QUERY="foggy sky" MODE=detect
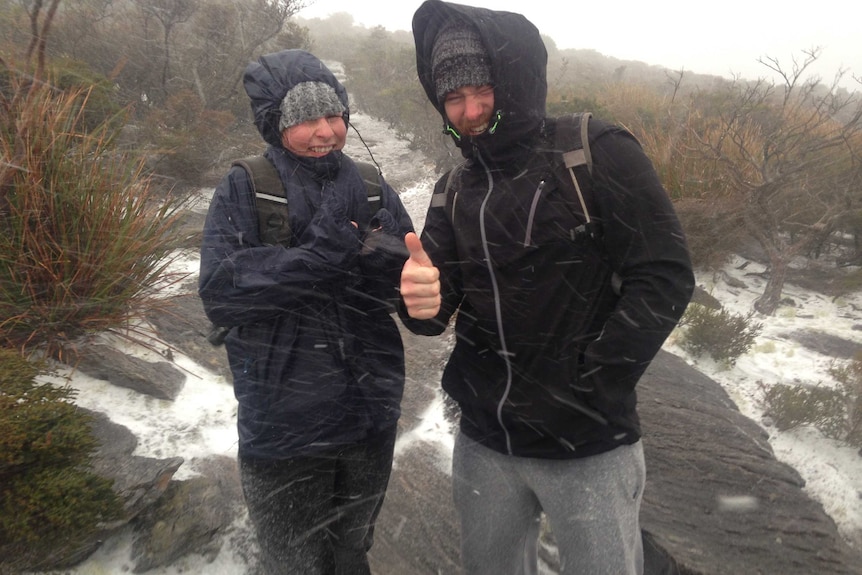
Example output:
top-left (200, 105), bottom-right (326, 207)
top-left (298, 0), bottom-right (861, 91)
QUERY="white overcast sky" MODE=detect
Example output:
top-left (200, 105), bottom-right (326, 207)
top-left (297, 0), bottom-right (861, 91)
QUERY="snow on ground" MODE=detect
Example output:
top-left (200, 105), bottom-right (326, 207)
top-left (665, 254), bottom-right (862, 548)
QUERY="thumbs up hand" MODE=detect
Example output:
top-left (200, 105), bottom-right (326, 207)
top-left (400, 232), bottom-right (441, 319)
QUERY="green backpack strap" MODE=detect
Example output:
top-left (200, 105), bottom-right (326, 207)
top-left (232, 156), bottom-right (386, 246)
top-left (232, 156), bottom-right (291, 246)
top-left (355, 160), bottom-right (383, 215)
top-left (209, 156), bottom-right (383, 346)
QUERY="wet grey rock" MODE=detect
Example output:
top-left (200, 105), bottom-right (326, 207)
top-left (690, 285), bottom-right (723, 310)
top-left (131, 470), bottom-right (237, 573)
top-left (87, 410), bottom-right (185, 520)
top-left (785, 328), bottom-right (862, 360)
top-left (144, 289), bottom-right (233, 381)
top-left (369, 440), bottom-right (462, 575)
top-left (27, 410), bottom-right (187, 571)
top-left (73, 343), bottom-right (185, 400)
top-left (639, 351), bottom-right (862, 575)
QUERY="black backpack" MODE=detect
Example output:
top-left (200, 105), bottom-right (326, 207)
top-left (206, 156), bottom-right (384, 346)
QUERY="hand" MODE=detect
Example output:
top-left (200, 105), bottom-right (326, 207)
top-left (299, 190), bottom-right (361, 267)
top-left (360, 209), bottom-right (409, 258)
top-left (400, 232), bottom-right (441, 319)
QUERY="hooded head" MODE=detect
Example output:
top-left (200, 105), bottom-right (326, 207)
top-left (243, 50), bottom-right (350, 149)
top-left (413, 0), bottom-right (547, 162)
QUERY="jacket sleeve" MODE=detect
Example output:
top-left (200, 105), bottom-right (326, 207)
top-left (198, 166), bottom-right (362, 327)
top-left (584, 123), bottom-right (695, 413)
top-left (357, 175), bottom-right (415, 305)
top-left (397, 174), bottom-right (464, 335)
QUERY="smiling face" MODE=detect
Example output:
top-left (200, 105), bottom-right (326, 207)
top-left (280, 115), bottom-right (347, 158)
top-left (443, 84), bottom-right (495, 137)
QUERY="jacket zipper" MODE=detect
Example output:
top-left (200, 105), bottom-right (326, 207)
top-left (476, 152), bottom-right (515, 455)
top-left (523, 179), bottom-right (545, 247)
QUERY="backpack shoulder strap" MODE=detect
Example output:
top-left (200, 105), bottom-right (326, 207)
top-left (232, 157), bottom-right (387, 246)
top-left (355, 160), bottom-right (383, 214)
top-left (430, 160), bottom-right (468, 227)
top-left (554, 113), bottom-right (622, 294)
top-left (555, 112), bottom-right (595, 228)
top-left (232, 155), bottom-right (291, 246)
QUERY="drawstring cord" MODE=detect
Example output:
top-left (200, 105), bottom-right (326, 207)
top-left (348, 120), bottom-right (383, 176)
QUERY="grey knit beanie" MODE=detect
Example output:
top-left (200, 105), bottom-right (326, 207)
top-left (431, 20), bottom-right (492, 102)
top-left (278, 81), bottom-right (346, 130)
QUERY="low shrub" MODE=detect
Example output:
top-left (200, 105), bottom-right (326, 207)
top-left (762, 352), bottom-right (862, 448)
top-left (678, 303), bottom-right (763, 365)
top-left (763, 383), bottom-right (849, 439)
top-left (0, 349), bottom-right (125, 572)
top-left (827, 354), bottom-right (862, 445)
top-left (142, 89), bottom-right (236, 186)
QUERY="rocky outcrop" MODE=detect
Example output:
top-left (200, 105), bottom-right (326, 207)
top-left (639, 351), bottom-right (862, 574)
top-left (25, 404), bottom-right (243, 574)
top-left (31, 410), bottom-right (186, 570)
top-left (130, 456), bottom-right (243, 573)
top-left (73, 343), bottom-right (186, 400)
top-left (144, 289), bottom-right (233, 381)
top-left (88, 411), bottom-right (185, 519)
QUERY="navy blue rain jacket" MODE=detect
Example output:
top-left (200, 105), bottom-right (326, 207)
top-left (198, 50), bottom-right (414, 460)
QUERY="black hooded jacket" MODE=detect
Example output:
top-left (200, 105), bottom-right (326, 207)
top-left (404, 1), bottom-right (695, 459)
top-left (199, 50), bottom-right (414, 460)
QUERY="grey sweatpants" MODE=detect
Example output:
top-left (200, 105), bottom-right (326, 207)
top-left (452, 432), bottom-right (645, 575)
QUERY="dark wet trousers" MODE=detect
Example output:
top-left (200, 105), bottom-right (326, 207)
top-left (239, 426), bottom-right (397, 575)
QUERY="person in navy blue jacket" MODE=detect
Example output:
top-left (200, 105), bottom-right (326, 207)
top-left (198, 49), bottom-right (414, 574)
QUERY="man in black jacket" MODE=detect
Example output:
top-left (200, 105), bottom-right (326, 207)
top-left (400, 2), bottom-right (695, 574)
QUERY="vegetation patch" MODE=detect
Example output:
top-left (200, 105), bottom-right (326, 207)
top-left (0, 65), bottom-right (188, 356)
top-left (0, 349), bottom-right (125, 572)
top-left (762, 353), bottom-right (862, 447)
top-left (678, 303), bottom-right (763, 365)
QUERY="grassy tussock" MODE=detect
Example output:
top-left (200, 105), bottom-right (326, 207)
top-left (0, 69), bottom-right (189, 355)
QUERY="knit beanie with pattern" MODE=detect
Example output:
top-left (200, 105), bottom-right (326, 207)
top-left (278, 81), bottom-right (346, 131)
top-left (431, 20), bottom-right (492, 102)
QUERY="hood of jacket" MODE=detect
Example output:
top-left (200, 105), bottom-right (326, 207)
top-left (412, 0), bottom-right (547, 165)
top-left (243, 49), bottom-right (350, 149)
